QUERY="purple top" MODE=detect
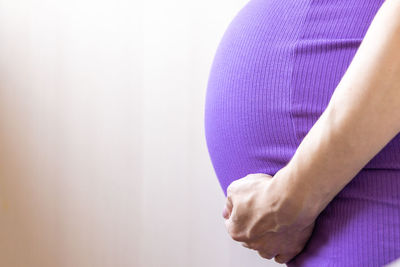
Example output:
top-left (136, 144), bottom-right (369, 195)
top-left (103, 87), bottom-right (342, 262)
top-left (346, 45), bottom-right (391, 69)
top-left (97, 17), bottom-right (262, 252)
top-left (204, 0), bottom-right (400, 266)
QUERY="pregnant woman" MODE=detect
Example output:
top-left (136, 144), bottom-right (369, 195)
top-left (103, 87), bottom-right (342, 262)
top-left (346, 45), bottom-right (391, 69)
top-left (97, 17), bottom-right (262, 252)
top-left (204, 0), bottom-right (400, 266)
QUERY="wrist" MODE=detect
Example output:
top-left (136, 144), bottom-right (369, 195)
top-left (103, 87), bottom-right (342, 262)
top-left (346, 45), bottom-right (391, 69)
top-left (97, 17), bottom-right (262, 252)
top-left (272, 166), bottom-right (322, 230)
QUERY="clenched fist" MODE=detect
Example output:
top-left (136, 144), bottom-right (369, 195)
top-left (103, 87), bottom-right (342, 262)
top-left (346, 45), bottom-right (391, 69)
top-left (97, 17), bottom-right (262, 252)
top-left (223, 171), bottom-right (316, 264)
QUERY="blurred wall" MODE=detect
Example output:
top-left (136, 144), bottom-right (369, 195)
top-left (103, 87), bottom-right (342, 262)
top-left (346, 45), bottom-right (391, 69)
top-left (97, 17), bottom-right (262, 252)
top-left (0, 0), bottom-right (280, 266)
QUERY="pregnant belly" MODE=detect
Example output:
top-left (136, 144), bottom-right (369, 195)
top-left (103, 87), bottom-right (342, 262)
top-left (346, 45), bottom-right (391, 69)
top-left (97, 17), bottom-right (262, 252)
top-left (204, 0), bottom-right (305, 195)
top-left (204, 0), bottom-right (398, 196)
top-left (204, 1), bottom-right (400, 266)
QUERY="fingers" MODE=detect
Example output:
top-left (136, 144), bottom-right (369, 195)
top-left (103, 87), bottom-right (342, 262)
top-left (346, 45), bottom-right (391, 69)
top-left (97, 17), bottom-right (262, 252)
top-left (240, 240), bottom-right (263, 251)
top-left (223, 174), bottom-right (308, 265)
top-left (240, 233), bottom-right (303, 264)
top-left (241, 242), bottom-right (252, 249)
top-left (274, 254), bottom-right (291, 264)
top-left (224, 209), bottom-right (240, 240)
top-left (224, 208), bottom-right (248, 242)
top-left (257, 250), bottom-right (276, 260)
top-left (222, 195), bottom-right (233, 219)
top-left (274, 248), bottom-right (303, 264)
top-left (222, 206), bottom-right (229, 219)
top-left (224, 173), bottom-right (276, 242)
top-left (224, 192), bottom-right (246, 241)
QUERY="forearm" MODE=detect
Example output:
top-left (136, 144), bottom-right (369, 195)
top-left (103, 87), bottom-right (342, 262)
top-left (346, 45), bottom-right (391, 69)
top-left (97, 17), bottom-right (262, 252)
top-left (275, 0), bottom-right (400, 226)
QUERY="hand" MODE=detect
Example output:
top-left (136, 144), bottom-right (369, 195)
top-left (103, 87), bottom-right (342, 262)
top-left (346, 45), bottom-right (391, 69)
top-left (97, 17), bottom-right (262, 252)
top-left (223, 172), bottom-right (316, 264)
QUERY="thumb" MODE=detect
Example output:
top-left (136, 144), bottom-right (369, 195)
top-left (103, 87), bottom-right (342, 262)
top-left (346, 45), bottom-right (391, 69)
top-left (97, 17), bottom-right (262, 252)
top-left (222, 206), bottom-right (230, 219)
top-left (222, 196), bottom-right (233, 219)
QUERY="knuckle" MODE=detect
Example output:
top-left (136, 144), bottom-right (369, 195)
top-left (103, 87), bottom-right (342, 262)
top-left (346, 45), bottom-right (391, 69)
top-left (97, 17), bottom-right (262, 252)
top-left (275, 253), bottom-right (294, 264)
top-left (227, 224), bottom-right (245, 241)
top-left (257, 250), bottom-right (274, 260)
top-left (226, 195), bottom-right (233, 208)
top-left (244, 229), bottom-right (255, 240)
top-left (288, 245), bottom-right (304, 257)
top-left (227, 182), bottom-right (237, 195)
top-left (226, 222), bottom-right (236, 235)
top-left (230, 230), bottom-right (243, 241)
top-left (227, 217), bottom-right (256, 242)
top-left (248, 242), bottom-right (262, 251)
top-left (230, 213), bottom-right (240, 223)
top-left (294, 246), bottom-right (304, 255)
top-left (277, 257), bottom-right (289, 264)
top-left (241, 242), bottom-right (255, 250)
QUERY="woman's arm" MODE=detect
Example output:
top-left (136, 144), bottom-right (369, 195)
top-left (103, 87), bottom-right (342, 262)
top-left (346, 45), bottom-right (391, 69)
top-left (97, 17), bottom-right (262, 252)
top-left (275, 0), bottom-right (400, 227)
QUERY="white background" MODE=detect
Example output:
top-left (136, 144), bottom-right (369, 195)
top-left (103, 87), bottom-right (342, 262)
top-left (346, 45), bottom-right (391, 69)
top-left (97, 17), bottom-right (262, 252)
top-left (0, 0), bottom-right (281, 266)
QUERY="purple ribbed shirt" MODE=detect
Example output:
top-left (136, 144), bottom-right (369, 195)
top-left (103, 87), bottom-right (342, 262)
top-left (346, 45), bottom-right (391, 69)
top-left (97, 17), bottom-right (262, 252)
top-left (204, 0), bottom-right (400, 266)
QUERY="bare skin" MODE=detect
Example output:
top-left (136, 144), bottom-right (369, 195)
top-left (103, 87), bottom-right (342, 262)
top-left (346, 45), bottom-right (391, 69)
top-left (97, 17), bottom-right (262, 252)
top-left (223, 172), bottom-right (316, 263)
top-left (223, 0), bottom-right (400, 264)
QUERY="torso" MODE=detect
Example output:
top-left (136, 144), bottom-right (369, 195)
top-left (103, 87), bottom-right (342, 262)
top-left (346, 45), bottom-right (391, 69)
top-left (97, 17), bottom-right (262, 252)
top-left (204, 0), bottom-right (400, 265)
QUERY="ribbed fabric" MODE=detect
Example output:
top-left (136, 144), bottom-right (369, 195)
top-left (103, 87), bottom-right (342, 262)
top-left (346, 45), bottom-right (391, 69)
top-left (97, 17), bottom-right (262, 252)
top-left (204, 0), bottom-right (400, 266)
